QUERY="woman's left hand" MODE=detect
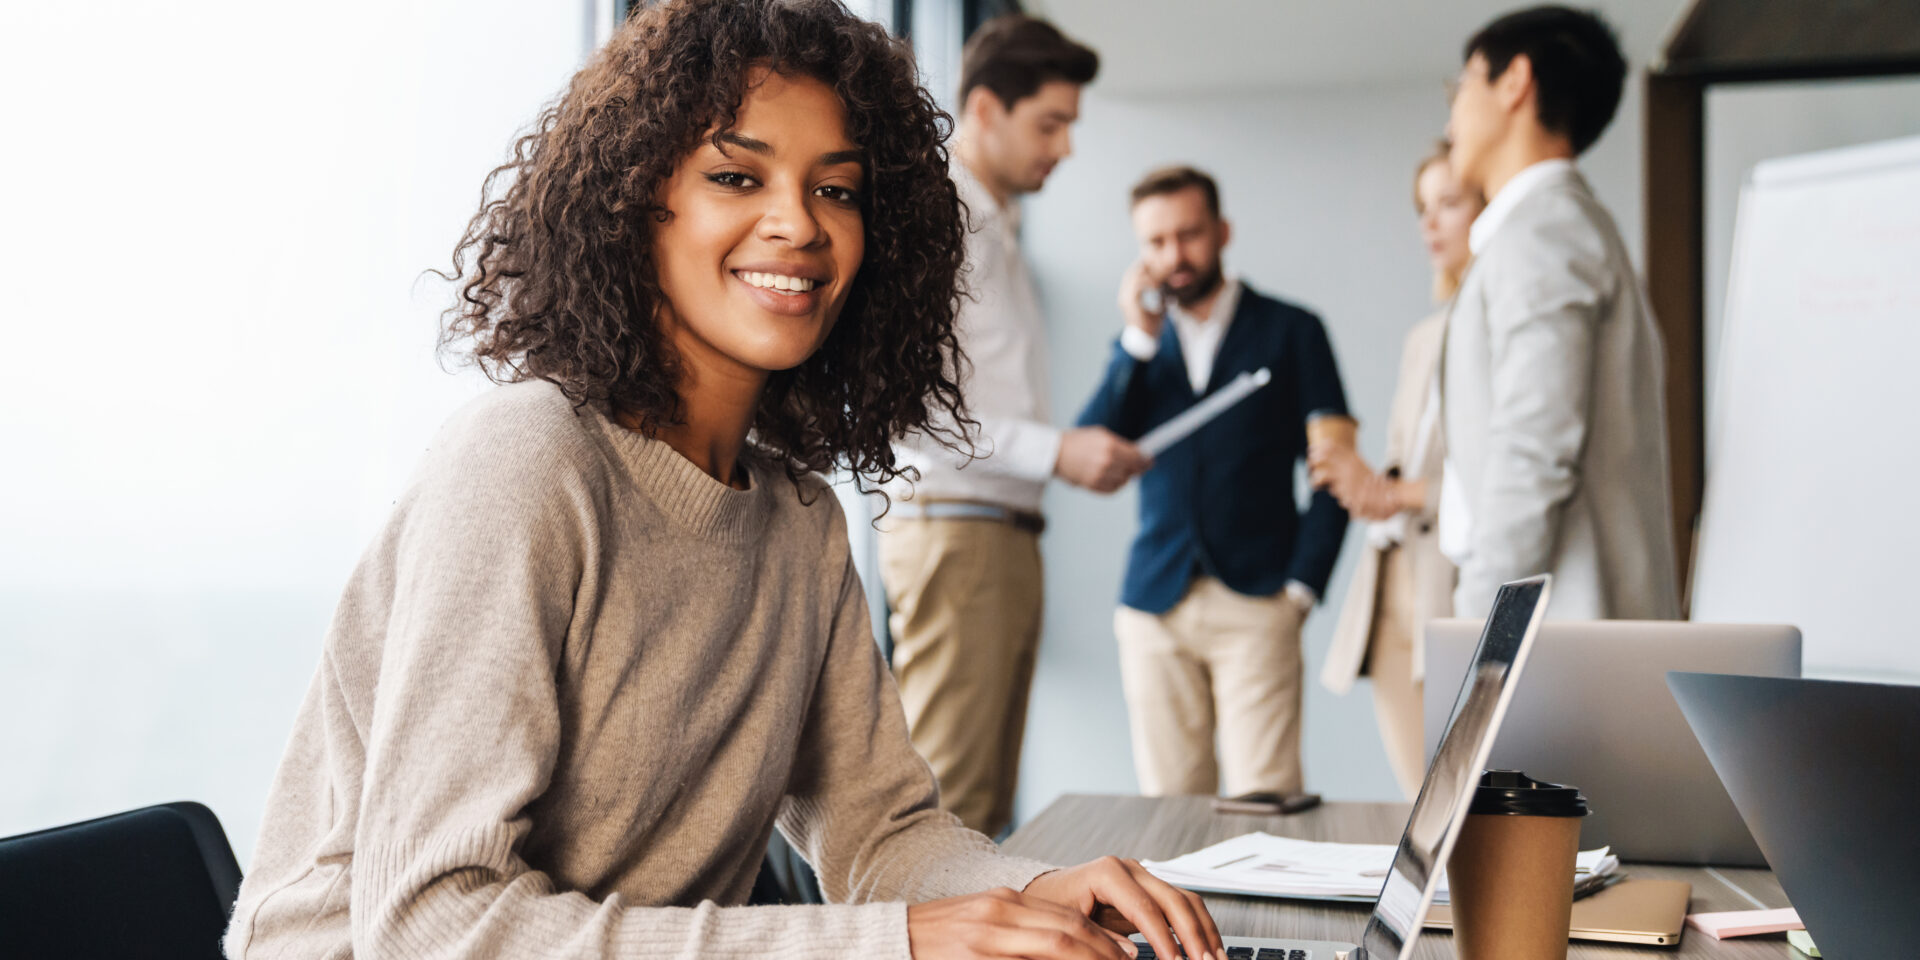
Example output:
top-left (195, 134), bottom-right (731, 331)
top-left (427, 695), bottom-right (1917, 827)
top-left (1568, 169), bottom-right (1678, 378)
top-left (1307, 443), bottom-right (1371, 500)
top-left (1344, 474), bottom-right (1404, 522)
top-left (1024, 857), bottom-right (1225, 960)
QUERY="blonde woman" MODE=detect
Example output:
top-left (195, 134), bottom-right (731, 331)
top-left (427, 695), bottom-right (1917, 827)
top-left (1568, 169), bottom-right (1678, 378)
top-left (1310, 144), bottom-right (1484, 798)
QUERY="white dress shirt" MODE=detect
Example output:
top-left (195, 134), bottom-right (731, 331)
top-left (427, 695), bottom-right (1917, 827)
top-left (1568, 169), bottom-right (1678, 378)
top-left (1118, 275), bottom-right (1317, 608)
top-left (1438, 157), bottom-right (1577, 567)
top-left (888, 160), bottom-right (1059, 513)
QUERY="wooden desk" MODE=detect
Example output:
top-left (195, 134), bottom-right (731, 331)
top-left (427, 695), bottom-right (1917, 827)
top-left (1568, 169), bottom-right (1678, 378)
top-left (1004, 795), bottom-right (1804, 960)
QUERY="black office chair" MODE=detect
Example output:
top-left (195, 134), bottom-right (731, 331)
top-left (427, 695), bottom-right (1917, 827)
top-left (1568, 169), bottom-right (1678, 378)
top-left (750, 828), bottom-right (824, 905)
top-left (0, 801), bottom-right (243, 960)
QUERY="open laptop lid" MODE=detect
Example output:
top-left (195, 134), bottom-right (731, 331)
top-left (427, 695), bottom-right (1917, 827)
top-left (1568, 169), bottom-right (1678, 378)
top-left (1357, 575), bottom-right (1552, 960)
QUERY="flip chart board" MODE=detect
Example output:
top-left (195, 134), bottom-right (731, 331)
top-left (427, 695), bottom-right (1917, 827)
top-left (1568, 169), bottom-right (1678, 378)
top-left (1691, 134), bottom-right (1920, 680)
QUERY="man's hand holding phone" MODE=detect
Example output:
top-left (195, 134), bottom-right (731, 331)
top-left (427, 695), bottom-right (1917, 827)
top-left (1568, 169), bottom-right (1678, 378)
top-left (1118, 260), bottom-right (1165, 338)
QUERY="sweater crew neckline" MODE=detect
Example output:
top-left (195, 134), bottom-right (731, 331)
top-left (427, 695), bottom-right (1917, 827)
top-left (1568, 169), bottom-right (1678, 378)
top-left (592, 413), bottom-right (774, 543)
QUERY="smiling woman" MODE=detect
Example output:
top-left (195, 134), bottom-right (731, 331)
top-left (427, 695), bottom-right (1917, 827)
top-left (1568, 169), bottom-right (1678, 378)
top-left (223, 2), bottom-right (1225, 959)
top-left (442, 0), bottom-right (969, 491)
top-left (646, 69), bottom-right (872, 468)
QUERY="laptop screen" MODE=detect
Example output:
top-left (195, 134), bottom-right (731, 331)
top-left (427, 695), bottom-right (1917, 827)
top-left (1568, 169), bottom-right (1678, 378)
top-left (1358, 575), bottom-right (1551, 960)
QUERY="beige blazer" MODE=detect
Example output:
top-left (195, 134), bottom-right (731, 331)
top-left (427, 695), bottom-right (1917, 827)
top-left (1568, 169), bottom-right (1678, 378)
top-left (1441, 166), bottom-right (1680, 621)
top-left (1322, 312), bottom-right (1456, 695)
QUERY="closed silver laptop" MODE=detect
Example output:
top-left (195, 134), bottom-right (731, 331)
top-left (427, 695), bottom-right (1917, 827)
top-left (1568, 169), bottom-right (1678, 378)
top-left (1423, 620), bottom-right (1799, 866)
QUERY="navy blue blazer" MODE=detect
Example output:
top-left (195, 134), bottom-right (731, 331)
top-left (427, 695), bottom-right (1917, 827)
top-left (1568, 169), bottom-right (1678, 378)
top-left (1076, 283), bottom-right (1350, 614)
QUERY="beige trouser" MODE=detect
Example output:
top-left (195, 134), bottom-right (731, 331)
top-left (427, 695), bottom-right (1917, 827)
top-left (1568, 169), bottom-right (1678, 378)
top-left (1114, 577), bottom-right (1306, 797)
top-left (1367, 545), bottom-right (1426, 800)
top-left (878, 518), bottom-right (1043, 837)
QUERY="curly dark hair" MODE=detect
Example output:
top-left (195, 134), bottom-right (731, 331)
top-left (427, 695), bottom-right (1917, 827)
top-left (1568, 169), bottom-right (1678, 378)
top-left (440, 0), bottom-right (970, 491)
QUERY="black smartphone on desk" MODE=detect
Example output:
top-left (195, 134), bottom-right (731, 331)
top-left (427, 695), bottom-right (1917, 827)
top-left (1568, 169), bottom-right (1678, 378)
top-left (1210, 791), bottom-right (1322, 815)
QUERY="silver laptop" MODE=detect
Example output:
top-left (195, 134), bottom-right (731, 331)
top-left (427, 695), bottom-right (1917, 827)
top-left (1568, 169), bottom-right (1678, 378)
top-left (1422, 620), bottom-right (1800, 866)
top-left (1139, 575), bottom-right (1552, 960)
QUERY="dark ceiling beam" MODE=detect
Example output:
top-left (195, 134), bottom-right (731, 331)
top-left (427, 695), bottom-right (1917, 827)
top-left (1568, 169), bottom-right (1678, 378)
top-left (1660, 0), bottom-right (1920, 73)
top-left (1656, 54), bottom-right (1920, 84)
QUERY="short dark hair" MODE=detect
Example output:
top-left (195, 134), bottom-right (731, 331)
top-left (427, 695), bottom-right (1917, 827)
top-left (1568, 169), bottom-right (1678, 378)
top-left (1130, 165), bottom-right (1220, 218)
top-left (1465, 5), bottom-right (1626, 155)
top-left (959, 14), bottom-right (1098, 109)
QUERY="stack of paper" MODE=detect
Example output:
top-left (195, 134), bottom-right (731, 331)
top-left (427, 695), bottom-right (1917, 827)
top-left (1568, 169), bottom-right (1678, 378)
top-left (1142, 832), bottom-right (1619, 904)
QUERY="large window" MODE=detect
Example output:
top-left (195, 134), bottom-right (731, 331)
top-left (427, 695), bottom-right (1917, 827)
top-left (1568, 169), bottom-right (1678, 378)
top-left (0, 1), bottom-right (594, 857)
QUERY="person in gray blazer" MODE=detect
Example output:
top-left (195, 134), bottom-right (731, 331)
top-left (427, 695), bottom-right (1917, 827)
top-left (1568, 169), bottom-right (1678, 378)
top-left (1440, 6), bottom-right (1680, 621)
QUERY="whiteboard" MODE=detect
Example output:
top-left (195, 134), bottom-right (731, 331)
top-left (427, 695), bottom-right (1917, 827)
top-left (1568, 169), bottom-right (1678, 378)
top-left (1692, 134), bottom-right (1920, 681)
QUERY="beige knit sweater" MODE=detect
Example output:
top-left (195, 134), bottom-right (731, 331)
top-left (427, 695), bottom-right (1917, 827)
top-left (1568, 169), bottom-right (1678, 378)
top-left (226, 381), bottom-right (1055, 960)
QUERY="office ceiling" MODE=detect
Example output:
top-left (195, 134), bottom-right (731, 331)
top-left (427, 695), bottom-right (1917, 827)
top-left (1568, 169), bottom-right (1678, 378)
top-left (1027, 0), bottom-right (1693, 95)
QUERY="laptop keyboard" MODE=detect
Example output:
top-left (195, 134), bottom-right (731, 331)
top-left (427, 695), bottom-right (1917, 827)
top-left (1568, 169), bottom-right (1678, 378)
top-left (1135, 944), bottom-right (1311, 960)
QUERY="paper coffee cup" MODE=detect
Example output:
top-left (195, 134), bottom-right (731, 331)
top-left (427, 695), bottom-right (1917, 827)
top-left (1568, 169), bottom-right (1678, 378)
top-left (1446, 770), bottom-right (1590, 960)
top-left (1305, 410), bottom-right (1357, 450)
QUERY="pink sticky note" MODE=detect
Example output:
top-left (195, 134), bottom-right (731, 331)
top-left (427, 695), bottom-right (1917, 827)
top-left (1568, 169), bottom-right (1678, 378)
top-left (1685, 908), bottom-right (1803, 939)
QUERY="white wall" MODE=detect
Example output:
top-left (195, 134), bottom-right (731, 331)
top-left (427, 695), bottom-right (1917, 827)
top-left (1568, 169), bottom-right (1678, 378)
top-left (1012, 76), bottom-right (1651, 817)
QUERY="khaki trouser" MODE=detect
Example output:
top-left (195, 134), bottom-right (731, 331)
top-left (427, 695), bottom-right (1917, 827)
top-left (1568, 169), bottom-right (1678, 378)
top-left (878, 518), bottom-right (1043, 837)
top-left (1367, 544), bottom-right (1426, 800)
top-left (1115, 577), bottom-right (1306, 797)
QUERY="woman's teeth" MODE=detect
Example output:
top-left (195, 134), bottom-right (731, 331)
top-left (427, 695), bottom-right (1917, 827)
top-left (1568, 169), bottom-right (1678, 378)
top-left (739, 271), bottom-right (817, 293)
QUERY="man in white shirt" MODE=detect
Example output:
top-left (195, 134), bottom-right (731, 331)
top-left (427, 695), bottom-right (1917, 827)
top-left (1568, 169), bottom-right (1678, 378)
top-left (1439, 5), bottom-right (1680, 620)
top-left (880, 15), bottom-right (1142, 838)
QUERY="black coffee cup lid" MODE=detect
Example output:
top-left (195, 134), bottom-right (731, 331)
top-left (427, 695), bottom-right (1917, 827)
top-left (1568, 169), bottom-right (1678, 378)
top-left (1469, 770), bottom-right (1590, 817)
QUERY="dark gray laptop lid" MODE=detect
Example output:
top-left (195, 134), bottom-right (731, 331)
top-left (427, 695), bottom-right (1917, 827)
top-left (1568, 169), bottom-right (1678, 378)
top-left (1669, 672), bottom-right (1920, 959)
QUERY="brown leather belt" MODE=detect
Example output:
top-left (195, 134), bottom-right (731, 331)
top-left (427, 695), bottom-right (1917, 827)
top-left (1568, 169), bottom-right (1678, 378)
top-left (892, 501), bottom-right (1046, 535)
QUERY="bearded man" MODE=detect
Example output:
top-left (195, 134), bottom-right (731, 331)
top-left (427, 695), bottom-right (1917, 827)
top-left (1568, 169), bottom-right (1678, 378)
top-left (1076, 165), bottom-right (1351, 799)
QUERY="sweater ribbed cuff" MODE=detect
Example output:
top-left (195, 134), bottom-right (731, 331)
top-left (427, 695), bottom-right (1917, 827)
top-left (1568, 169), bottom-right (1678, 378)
top-left (354, 826), bottom-right (919, 960)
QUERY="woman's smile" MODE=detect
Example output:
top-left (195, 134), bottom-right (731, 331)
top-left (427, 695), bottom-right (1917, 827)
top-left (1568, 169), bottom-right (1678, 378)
top-left (730, 262), bottom-right (829, 317)
top-left (652, 68), bottom-right (867, 376)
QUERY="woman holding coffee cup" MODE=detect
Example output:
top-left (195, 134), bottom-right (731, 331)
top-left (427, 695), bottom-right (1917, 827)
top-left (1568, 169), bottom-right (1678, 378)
top-left (1312, 142), bottom-right (1484, 798)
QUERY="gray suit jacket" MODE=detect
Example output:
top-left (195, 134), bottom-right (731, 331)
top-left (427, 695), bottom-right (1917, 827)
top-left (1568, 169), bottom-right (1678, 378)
top-left (1442, 166), bottom-right (1680, 620)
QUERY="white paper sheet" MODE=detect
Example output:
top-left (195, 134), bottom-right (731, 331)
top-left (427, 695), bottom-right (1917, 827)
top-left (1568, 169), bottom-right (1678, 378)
top-left (1142, 831), bottom-right (1617, 903)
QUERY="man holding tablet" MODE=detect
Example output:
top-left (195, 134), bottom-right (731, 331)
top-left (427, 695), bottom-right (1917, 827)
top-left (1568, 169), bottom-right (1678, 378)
top-left (1077, 165), bottom-right (1350, 802)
